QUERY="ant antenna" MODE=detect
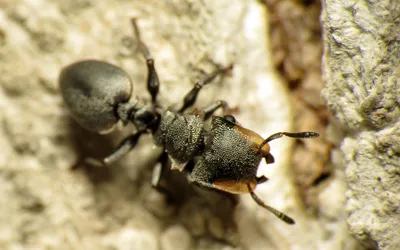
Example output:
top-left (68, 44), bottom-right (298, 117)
top-left (259, 132), bottom-right (319, 150)
top-left (247, 184), bottom-right (295, 225)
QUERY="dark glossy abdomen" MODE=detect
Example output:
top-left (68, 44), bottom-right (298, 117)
top-left (59, 60), bottom-right (132, 133)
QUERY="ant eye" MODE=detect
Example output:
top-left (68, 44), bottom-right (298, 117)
top-left (223, 115), bottom-right (236, 124)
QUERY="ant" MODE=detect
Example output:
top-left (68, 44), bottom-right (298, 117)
top-left (59, 18), bottom-right (319, 225)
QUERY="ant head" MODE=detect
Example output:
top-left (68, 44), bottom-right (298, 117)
top-left (189, 115), bottom-right (276, 194)
top-left (220, 115), bottom-right (275, 165)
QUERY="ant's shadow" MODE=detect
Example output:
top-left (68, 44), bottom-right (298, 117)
top-left (67, 117), bottom-right (116, 183)
top-left (66, 116), bottom-right (239, 246)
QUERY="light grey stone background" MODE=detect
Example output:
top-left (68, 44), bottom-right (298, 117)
top-left (321, 0), bottom-right (400, 249)
top-left (0, 0), bottom-right (386, 249)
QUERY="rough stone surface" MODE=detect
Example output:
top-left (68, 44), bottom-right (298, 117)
top-left (1, 0), bottom-right (360, 249)
top-left (161, 225), bottom-right (192, 250)
top-left (321, 0), bottom-right (400, 249)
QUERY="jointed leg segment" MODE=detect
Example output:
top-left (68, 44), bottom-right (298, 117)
top-left (178, 64), bottom-right (233, 113)
top-left (131, 18), bottom-right (160, 104)
top-left (151, 152), bottom-right (172, 197)
top-left (202, 100), bottom-right (228, 120)
top-left (72, 131), bottom-right (145, 169)
top-left (103, 131), bottom-right (144, 165)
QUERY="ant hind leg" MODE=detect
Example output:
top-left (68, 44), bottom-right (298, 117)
top-left (71, 131), bottom-right (145, 169)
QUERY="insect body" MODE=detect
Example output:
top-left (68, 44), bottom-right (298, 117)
top-left (59, 19), bottom-right (319, 224)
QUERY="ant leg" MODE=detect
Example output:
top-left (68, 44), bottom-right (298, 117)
top-left (131, 18), bottom-right (160, 105)
top-left (202, 100), bottom-right (228, 120)
top-left (247, 184), bottom-right (295, 225)
top-left (151, 152), bottom-right (170, 194)
top-left (72, 131), bottom-right (145, 169)
top-left (151, 152), bottom-right (176, 203)
top-left (103, 131), bottom-right (145, 165)
top-left (178, 64), bottom-right (233, 113)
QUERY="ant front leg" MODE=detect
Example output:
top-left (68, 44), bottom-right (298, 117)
top-left (178, 64), bottom-right (233, 113)
top-left (131, 18), bottom-right (160, 105)
top-left (202, 100), bottom-right (229, 120)
top-left (72, 131), bottom-right (145, 169)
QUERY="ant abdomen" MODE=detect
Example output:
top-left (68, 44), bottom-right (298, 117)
top-left (59, 60), bottom-right (134, 134)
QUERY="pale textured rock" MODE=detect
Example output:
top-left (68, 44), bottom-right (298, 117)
top-left (321, 0), bottom-right (400, 249)
top-left (161, 225), bottom-right (192, 250)
top-left (105, 227), bottom-right (159, 250)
